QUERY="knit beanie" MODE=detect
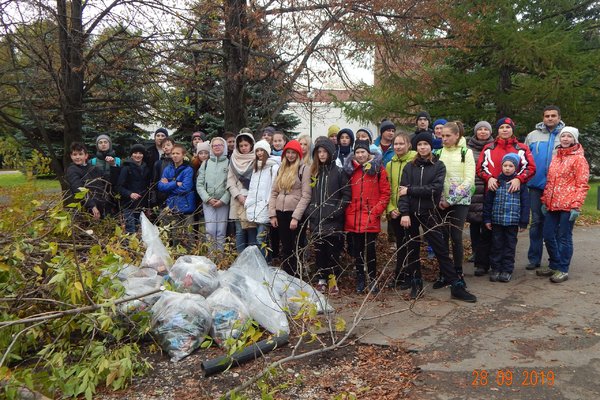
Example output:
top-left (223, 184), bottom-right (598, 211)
top-left (473, 121), bottom-right (493, 135)
top-left (283, 140), bottom-right (303, 159)
top-left (354, 140), bottom-right (371, 154)
top-left (432, 119), bottom-right (447, 129)
top-left (328, 124), bottom-right (341, 138)
top-left (411, 131), bottom-right (433, 149)
top-left (196, 141), bottom-right (210, 154)
top-left (356, 128), bottom-right (374, 143)
top-left (559, 126), bottom-right (579, 144)
top-left (192, 131), bottom-right (207, 141)
top-left (379, 120), bottom-right (396, 134)
top-left (254, 139), bottom-right (271, 155)
top-left (501, 153), bottom-right (520, 169)
top-left (130, 143), bottom-right (146, 156)
top-left (495, 117), bottom-right (515, 131)
top-left (155, 127), bottom-right (169, 137)
top-left (416, 111), bottom-right (432, 124)
top-left (262, 126), bottom-right (276, 137)
top-left (96, 134), bottom-right (111, 146)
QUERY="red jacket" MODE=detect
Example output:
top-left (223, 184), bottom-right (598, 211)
top-left (344, 158), bottom-right (391, 233)
top-left (542, 144), bottom-right (589, 211)
top-left (477, 136), bottom-right (536, 184)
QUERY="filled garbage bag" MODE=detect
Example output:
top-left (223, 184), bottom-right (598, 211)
top-left (169, 255), bottom-right (219, 297)
top-left (150, 291), bottom-right (212, 362)
top-left (267, 267), bottom-right (334, 315)
top-left (205, 286), bottom-right (250, 347)
top-left (118, 275), bottom-right (164, 314)
top-left (228, 245), bottom-right (270, 282)
top-left (116, 264), bottom-right (158, 281)
top-left (140, 213), bottom-right (172, 274)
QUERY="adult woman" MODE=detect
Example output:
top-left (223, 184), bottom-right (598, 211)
top-left (227, 131), bottom-right (257, 252)
top-left (268, 140), bottom-right (312, 277)
top-left (386, 133), bottom-right (417, 289)
top-left (399, 132), bottom-right (476, 302)
top-left (297, 134), bottom-right (313, 166)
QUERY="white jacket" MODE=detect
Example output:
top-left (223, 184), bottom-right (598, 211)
top-left (245, 159), bottom-right (279, 224)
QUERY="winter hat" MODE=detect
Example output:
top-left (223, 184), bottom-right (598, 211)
top-left (155, 127), bottom-right (169, 137)
top-left (416, 111), bottom-right (432, 124)
top-left (379, 120), bottom-right (396, 134)
top-left (432, 119), bottom-right (448, 128)
top-left (337, 128), bottom-right (355, 145)
top-left (192, 131), bottom-right (207, 141)
top-left (356, 128), bottom-right (374, 143)
top-left (262, 126), bottom-right (276, 137)
top-left (130, 143), bottom-right (146, 156)
top-left (313, 138), bottom-right (336, 159)
top-left (196, 141), bottom-right (210, 154)
top-left (495, 117), bottom-right (515, 131)
top-left (473, 121), bottom-right (493, 135)
top-left (411, 131), bottom-right (433, 149)
top-left (283, 139), bottom-right (303, 159)
top-left (235, 132), bottom-right (255, 151)
top-left (96, 134), bottom-right (111, 146)
top-left (239, 127), bottom-right (253, 135)
top-left (328, 124), bottom-right (340, 138)
top-left (559, 126), bottom-right (579, 143)
top-left (209, 137), bottom-right (227, 155)
top-left (501, 153), bottom-right (520, 169)
top-left (354, 139), bottom-right (371, 154)
top-left (254, 139), bottom-right (271, 155)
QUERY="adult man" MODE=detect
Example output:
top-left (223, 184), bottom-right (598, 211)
top-left (146, 127), bottom-right (168, 169)
top-left (374, 120), bottom-right (395, 165)
top-left (414, 111), bottom-right (434, 138)
top-left (525, 106), bottom-right (565, 270)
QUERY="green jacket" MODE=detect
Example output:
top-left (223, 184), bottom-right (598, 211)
top-left (386, 150), bottom-right (417, 214)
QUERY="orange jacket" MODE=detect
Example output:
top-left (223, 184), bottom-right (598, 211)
top-left (541, 144), bottom-right (589, 211)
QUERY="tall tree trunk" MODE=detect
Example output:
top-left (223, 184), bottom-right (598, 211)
top-left (497, 65), bottom-right (513, 119)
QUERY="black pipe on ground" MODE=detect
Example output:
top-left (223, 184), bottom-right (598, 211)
top-left (201, 334), bottom-right (289, 377)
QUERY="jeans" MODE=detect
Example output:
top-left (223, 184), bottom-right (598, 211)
top-left (543, 211), bottom-right (575, 273)
top-left (123, 208), bottom-right (141, 233)
top-left (528, 188), bottom-right (545, 265)
top-left (441, 205), bottom-right (469, 273)
top-left (234, 221), bottom-right (257, 253)
top-left (490, 225), bottom-right (518, 273)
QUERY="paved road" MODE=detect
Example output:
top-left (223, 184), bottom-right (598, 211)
top-left (338, 225), bottom-right (600, 399)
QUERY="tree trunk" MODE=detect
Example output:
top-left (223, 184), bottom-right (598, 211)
top-left (497, 65), bottom-right (513, 119)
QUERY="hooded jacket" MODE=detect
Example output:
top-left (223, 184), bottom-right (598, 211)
top-left (306, 140), bottom-right (351, 235)
top-left (335, 128), bottom-right (355, 167)
top-left (398, 155), bottom-right (446, 216)
top-left (386, 150), bottom-right (418, 214)
top-left (227, 132), bottom-right (256, 220)
top-left (541, 143), bottom-right (590, 212)
top-left (477, 136), bottom-right (536, 185)
top-left (117, 158), bottom-right (151, 209)
top-left (245, 158), bottom-right (279, 224)
top-left (343, 152), bottom-right (390, 233)
top-left (157, 161), bottom-right (196, 214)
top-left (525, 120), bottom-right (565, 190)
top-left (196, 137), bottom-right (231, 204)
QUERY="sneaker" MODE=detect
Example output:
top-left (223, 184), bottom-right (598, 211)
top-left (451, 282), bottom-right (477, 303)
top-left (398, 281), bottom-right (412, 290)
top-left (498, 272), bottom-right (512, 282)
top-left (550, 271), bottom-right (569, 283)
top-left (526, 263), bottom-right (541, 270)
top-left (426, 246), bottom-right (436, 260)
top-left (329, 284), bottom-right (340, 296)
top-left (489, 270), bottom-right (500, 282)
top-left (432, 276), bottom-right (449, 289)
top-left (316, 279), bottom-right (327, 293)
top-left (474, 267), bottom-right (489, 277)
top-left (368, 281), bottom-right (380, 295)
top-left (536, 266), bottom-right (555, 277)
top-left (356, 277), bottom-right (366, 294)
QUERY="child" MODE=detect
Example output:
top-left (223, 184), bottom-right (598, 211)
top-left (90, 134), bottom-right (121, 214)
top-left (150, 137), bottom-right (175, 210)
top-left (483, 153), bottom-right (530, 282)
top-left (398, 132), bottom-right (477, 302)
top-left (246, 140), bottom-right (279, 258)
top-left (117, 144), bottom-right (151, 233)
top-left (297, 134), bottom-right (313, 166)
top-left (537, 127), bottom-right (590, 283)
top-left (306, 139), bottom-right (351, 294)
top-left (344, 140), bottom-right (390, 294)
top-left (271, 131), bottom-right (288, 163)
top-left (65, 142), bottom-right (109, 220)
top-left (335, 128), bottom-right (354, 167)
top-left (356, 128), bottom-right (381, 156)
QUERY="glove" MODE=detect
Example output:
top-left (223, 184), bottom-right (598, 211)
top-left (569, 209), bottom-right (580, 222)
top-left (540, 204), bottom-right (548, 215)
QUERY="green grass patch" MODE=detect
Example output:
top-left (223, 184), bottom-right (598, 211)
top-left (582, 181), bottom-right (600, 219)
top-left (0, 171), bottom-right (61, 191)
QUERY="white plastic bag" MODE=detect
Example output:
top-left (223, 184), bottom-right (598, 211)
top-left (267, 267), bottom-right (334, 315)
top-left (228, 245), bottom-right (271, 282)
top-left (118, 275), bottom-right (164, 314)
top-left (140, 213), bottom-right (172, 274)
top-left (116, 264), bottom-right (158, 281)
top-left (150, 291), bottom-right (212, 362)
top-left (205, 287), bottom-right (250, 347)
top-left (169, 255), bottom-right (219, 297)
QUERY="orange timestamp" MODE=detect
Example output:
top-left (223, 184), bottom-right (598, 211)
top-left (472, 369), bottom-right (555, 387)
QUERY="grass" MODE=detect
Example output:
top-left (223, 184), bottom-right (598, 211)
top-left (0, 171), bottom-right (61, 191)
top-left (582, 181), bottom-right (600, 218)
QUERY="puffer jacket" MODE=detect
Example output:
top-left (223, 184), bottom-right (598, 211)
top-left (477, 136), bottom-right (536, 185)
top-left (268, 163), bottom-right (312, 221)
top-left (386, 150), bottom-right (417, 214)
top-left (466, 135), bottom-right (494, 223)
top-left (541, 144), bottom-right (590, 212)
top-left (436, 145), bottom-right (475, 206)
top-left (525, 120), bottom-right (565, 190)
top-left (398, 156), bottom-right (446, 216)
top-left (117, 158), bottom-right (151, 210)
top-left (196, 152), bottom-right (231, 204)
top-left (344, 154), bottom-right (390, 233)
top-left (483, 173), bottom-right (530, 228)
top-left (158, 162), bottom-right (196, 214)
top-left (245, 159), bottom-right (279, 224)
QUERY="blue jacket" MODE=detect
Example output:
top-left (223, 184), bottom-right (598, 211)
top-left (158, 162), bottom-right (196, 214)
top-left (524, 120), bottom-right (565, 190)
top-left (483, 173), bottom-right (530, 228)
top-left (373, 136), bottom-right (395, 166)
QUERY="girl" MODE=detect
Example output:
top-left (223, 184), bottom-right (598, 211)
top-left (297, 134), bottom-right (313, 166)
top-left (344, 140), bottom-right (390, 294)
top-left (398, 132), bottom-right (476, 302)
top-left (435, 121), bottom-right (475, 288)
top-left (538, 127), bottom-right (590, 283)
top-left (467, 121), bottom-right (495, 276)
top-left (271, 131), bottom-right (288, 163)
top-left (268, 140), bottom-right (312, 277)
top-left (246, 140), bottom-right (279, 258)
top-left (386, 133), bottom-right (417, 289)
top-left (227, 131), bottom-right (257, 252)
top-left (197, 137), bottom-right (230, 250)
top-left (117, 144), bottom-right (151, 233)
top-left (306, 139), bottom-right (351, 294)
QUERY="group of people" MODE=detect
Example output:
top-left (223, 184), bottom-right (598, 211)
top-left (65, 105), bottom-right (590, 304)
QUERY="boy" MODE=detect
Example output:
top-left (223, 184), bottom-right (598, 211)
top-left (149, 137), bottom-right (175, 209)
top-left (483, 153), bottom-right (530, 282)
top-left (117, 144), bottom-right (151, 233)
top-left (65, 142), bottom-right (109, 220)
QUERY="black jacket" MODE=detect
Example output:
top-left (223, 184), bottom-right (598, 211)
top-left (117, 159), bottom-right (151, 209)
top-left (398, 156), bottom-right (446, 216)
top-left (307, 162), bottom-right (351, 235)
top-left (466, 136), bottom-right (494, 223)
top-left (65, 163), bottom-right (109, 210)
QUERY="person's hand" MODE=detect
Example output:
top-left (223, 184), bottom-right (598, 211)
top-left (160, 177), bottom-right (168, 184)
top-left (508, 178), bottom-right (521, 193)
top-left (213, 200), bottom-right (223, 208)
top-left (569, 209), bottom-right (580, 222)
top-left (91, 206), bottom-right (101, 220)
top-left (105, 156), bottom-right (116, 166)
top-left (518, 227), bottom-right (526, 232)
top-left (485, 223), bottom-right (492, 230)
top-left (130, 193), bottom-right (141, 200)
top-left (390, 210), bottom-right (400, 219)
top-left (439, 199), bottom-right (449, 210)
top-left (237, 195), bottom-right (247, 205)
top-left (487, 177), bottom-right (498, 191)
top-left (290, 218), bottom-right (298, 230)
top-left (177, 181), bottom-right (183, 187)
top-left (541, 204), bottom-right (548, 215)
top-left (398, 186), bottom-right (408, 196)
top-left (270, 216), bottom-right (278, 228)
top-left (400, 215), bottom-right (411, 228)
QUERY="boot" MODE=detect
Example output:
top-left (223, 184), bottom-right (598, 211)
top-left (450, 281), bottom-right (477, 303)
top-left (410, 278), bottom-right (423, 300)
top-left (356, 274), bottom-right (366, 294)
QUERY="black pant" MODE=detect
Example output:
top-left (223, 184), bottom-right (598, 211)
top-left (470, 221), bottom-right (492, 270)
top-left (276, 210), bottom-right (300, 276)
top-left (352, 232), bottom-right (378, 280)
top-left (406, 212), bottom-right (458, 283)
top-left (441, 205), bottom-right (469, 274)
top-left (389, 217), bottom-right (411, 282)
top-left (490, 225), bottom-right (518, 273)
top-left (313, 232), bottom-right (343, 280)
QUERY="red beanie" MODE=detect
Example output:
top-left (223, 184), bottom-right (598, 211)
top-left (283, 139), bottom-right (303, 159)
